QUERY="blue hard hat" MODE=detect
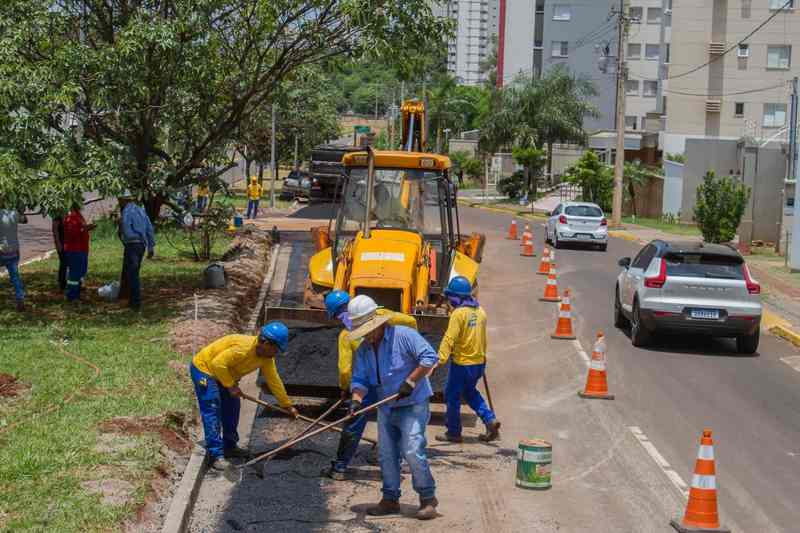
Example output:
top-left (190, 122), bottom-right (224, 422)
top-left (444, 276), bottom-right (472, 297)
top-left (259, 321), bottom-right (289, 353)
top-left (324, 290), bottom-right (350, 319)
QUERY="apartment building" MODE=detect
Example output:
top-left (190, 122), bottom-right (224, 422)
top-left (443, 0), bottom-right (500, 86)
top-left (500, 0), bottom-right (618, 131)
top-left (625, 0), bottom-right (670, 132)
top-left (662, 0), bottom-right (799, 154)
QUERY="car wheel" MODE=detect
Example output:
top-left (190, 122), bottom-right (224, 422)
top-left (630, 300), bottom-right (651, 347)
top-left (553, 232), bottom-right (561, 249)
top-left (599, 243), bottom-right (608, 252)
top-left (614, 287), bottom-right (629, 329)
top-left (736, 329), bottom-right (759, 355)
top-left (545, 227), bottom-right (551, 244)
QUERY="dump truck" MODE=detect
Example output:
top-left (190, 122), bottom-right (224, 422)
top-left (309, 144), bottom-right (363, 199)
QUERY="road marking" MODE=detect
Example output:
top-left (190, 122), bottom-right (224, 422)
top-left (571, 339), bottom-right (590, 366)
top-left (780, 356), bottom-right (800, 372)
top-left (628, 426), bottom-right (689, 498)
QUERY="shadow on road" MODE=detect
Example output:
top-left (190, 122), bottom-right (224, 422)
top-left (623, 330), bottom-right (760, 358)
top-left (288, 202), bottom-right (336, 220)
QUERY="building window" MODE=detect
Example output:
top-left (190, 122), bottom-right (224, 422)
top-left (763, 103), bottom-right (787, 127)
top-left (643, 80), bottom-right (658, 97)
top-left (647, 7), bottom-right (662, 24)
top-left (738, 43), bottom-right (750, 57)
top-left (735, 102), bottom-right (745, 117)
top-left (552, 41), bottom-right (569, 58)
top-left (629, 6), bottom-right (643, 22)
top-left (767, 45), bottom-right (791, 69)
top-left (627, 43), bottom-right (641, 59)
top-left (625, 116), bottom-right (638, 130)
top-left (553, 4), bottom-right (571, 20)
top-left (769, 0), bottom-right (793, 9)
top-left (645, 44), bottom-right (660, 60)
top-left (625, 79), bottom-right (639, 95)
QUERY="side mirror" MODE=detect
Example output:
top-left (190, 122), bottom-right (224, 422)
top-left (618, 257), bottom-right (631, 269)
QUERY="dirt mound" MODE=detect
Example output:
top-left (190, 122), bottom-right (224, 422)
top-left (98, 412), bottom-right (192, 454)
top-left (0, 373), bottom-right (28, 398)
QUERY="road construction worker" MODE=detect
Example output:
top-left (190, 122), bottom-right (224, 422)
top-left (246, 176), bottom-right (262, 219)
top-left (321, 291), bottom-right (417, 481)
top-left (63, 204), bottom-right (96, 301)
top-left (436, 276), bottom-right (501, 443)
top-left (196, 181), bottom-right (209, 211)
top-left (349, 295), bottom-right (439, 520)
top-left (189, 321), bottom-right (300, 471)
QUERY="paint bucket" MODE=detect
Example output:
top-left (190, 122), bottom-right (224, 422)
top-left (233, 215), bottom-right (243, 228)
top-left (515, 439), bottom-right (552, 490)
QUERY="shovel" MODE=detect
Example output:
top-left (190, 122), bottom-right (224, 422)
top-left (250, 398), bottom-right (344, 458)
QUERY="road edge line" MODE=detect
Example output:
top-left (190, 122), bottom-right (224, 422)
top-left (160, 241), bottom-right (280, 533)
top-left (628, 426), bottom-right (689, 499)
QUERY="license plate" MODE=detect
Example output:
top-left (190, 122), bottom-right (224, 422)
top-left (690, 309), bottom-right (719, 320)
top-left (576, 233), bottom-right (592, 240)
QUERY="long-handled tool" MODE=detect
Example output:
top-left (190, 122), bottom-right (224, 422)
top-left (482, 371), bottom-right (496, 413)
top-left (243, 393), bottom-right (400, 468)
top-left (241, 393), bottom-right (377, 446)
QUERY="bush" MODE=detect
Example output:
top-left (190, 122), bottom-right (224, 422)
top-left (693, 171), bottom-right (750, 243)
top-left (497, 170), bottom-right (527, 199)
top-left (564, 151), bottom-right (613, 211)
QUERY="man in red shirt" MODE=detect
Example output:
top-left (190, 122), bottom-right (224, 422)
top-left (63, 205), bottom-right (95, 301)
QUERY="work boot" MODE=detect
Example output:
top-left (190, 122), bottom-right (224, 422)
top-left (320, 465), bottom-right (347, 481)
top-left (208, 456), bottom-right (234, 471)
top-left (224, 446), bottom-right (251, 459)
top-left (435, 433), bottom-right (463, 443)
top-left (478, 420), bottom-right (501, 442)
top-left (417, 497), bottom-right (439, 520)
top-left (366, 499), bottom-right (400, 516)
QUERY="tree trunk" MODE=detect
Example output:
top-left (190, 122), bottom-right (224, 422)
top-left (629, 182), bottom-right (638, 217)
top-left (245, 157), bottom-right (252, 181)
top-left (525, 165), bottom-right (532, 198)
top-left (546, 140), bottom-right (554, 186)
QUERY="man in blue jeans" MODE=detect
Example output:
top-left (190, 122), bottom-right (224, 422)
top-left (349, 296), bottom-right (439, 520)
top-left (0, 205), bottom-right (28, 312)
top-left (118, 192), bottom-right (155, 311)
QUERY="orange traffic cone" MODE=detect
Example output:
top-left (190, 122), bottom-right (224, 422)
top-left (578, 332), bottom-right (614, 399)
top-left (537, 247), bottom-right (551, 275)
top-left (551, 289), bottom-right (576, 339)
top-left (521, 226), bottom-right (536, 256)
top-left (539, 263), bottom-right (561, 302)
top-left (671, 430), bottom-right (730, 533)
top-left (507, 220), bottom-right (518, 240)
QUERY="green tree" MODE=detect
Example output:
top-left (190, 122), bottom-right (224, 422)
top-left (512, 146), bottom-right (546, 199)
top-left (564, 151), bottom-right (613, 210)
top-left (0, 0), bottom-right (449, 219)
top-left (694, 171), bottom-right (751, 243)
top-left (623, 161), bottom-right (651, 217)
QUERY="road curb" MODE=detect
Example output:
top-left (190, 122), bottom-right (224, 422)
top-left (607, 230), bottom-right (644, 244)
top-left (159, 242), bottom-right (281, 533)
top-left (762, 308), bottom-right (800, 347)
top-left (457, 200), bottom-right (548, 220)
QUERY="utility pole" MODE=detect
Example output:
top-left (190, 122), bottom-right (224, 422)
top-left (611, 0), bottom-right (628, 227)
top-left (270, 102), bottom-right (276, 208)
top-left (789, 77), bottom-right (800, 270)
top-left (293, 134), bottom-right (299, 172)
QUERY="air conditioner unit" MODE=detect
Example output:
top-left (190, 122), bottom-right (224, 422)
top-left (737, 46), bottom-right (750, 58)
top-left (708, 42), bottom-right (726, 55)
top-left (706, 100), bottom-right (722, 113)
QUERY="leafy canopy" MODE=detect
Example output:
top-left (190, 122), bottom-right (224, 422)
top-left (693, 171), bottom-right (750, 243)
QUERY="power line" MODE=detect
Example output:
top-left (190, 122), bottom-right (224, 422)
top-left (663, 81), bottom-right (789, 98)
top-left (665, 0), bottom-right (793, 81)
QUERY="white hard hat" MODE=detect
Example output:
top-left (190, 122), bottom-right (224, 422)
top-left (347, 295), bottom-right (378, 327)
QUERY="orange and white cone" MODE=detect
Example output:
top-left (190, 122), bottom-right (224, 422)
top-left (539, 263), bottom-right (561, 302)
top-left (551, 289), bottom-right (576, 339)
top-left (537, 247), bottom-right (551, 275)
top-left (521, 226), bottom-right (536, 257)
top-left (671, 430), bottom-right (730, 533)
top-left (578, 332), bottom-right (614, 399)
top-left (507, 220), bottom-right (519, 240)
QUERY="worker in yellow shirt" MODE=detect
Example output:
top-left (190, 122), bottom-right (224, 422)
top-left (189, 321), bottom-right (299, 470)
top-left (435, 276), bottom-right (500, 444)
top-left (246, 176), bottom-right (262, 219)
top-left (320, 291), bottom-right (417, 480)
top-left (196, 181), bottom-right (209, 211)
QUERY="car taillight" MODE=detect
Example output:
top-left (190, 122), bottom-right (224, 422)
top-left (743, 263), bottom-right (760, 294)
top-left (644, 258), bottom-right (667, 288)
top-left (601, 218), bottom-right (608, 226)
top-left (558, 215), bottom-right (567, 224)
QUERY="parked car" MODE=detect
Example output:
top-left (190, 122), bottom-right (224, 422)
top-left (281, 170), bottom-right (322, 200)
top-left (545, 201), bottom-right (608, 251)
top-left (614, 240), bottom-right (762, 353)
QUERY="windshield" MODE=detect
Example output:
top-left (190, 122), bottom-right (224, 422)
top-left (664, 253), bottom-right (744, 280)
top-left (565, 205), bottom-right (603, 217)
top-left (338, 167), bottom-right (443, 235)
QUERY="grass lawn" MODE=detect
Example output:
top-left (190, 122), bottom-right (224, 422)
top-left (0, 219), bottom-right (232, 532)
top-left (622, 216), bottom-right (701, 237)
top-left (747, 246), bottom-right (800, 290)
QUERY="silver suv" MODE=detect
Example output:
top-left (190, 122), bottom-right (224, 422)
top-left (545, 202), bottom-right (608, 251)
top-left (614, 240), bottom-right (762, 353)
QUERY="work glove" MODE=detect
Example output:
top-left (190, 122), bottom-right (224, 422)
top-left (340, 388), bottom-right (350, 401)
top-left (397, 379), bottom-right (415, 400)
top-left (349, 399), bottom-right (363, 416)
top-left (287, 406), bottom-right (300, 419)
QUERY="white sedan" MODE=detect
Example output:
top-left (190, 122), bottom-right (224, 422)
top-left (545, 201), bottom-right (608, 251)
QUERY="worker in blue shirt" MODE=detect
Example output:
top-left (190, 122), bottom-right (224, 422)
top-left (117, 191), bottom-right (155, 311)
top-left (348, 295), bottom-right (439, 521)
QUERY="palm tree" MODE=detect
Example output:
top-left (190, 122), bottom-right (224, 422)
top-left (623, 161), bottom-right (651, 217)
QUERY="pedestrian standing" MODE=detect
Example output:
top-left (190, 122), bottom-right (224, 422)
top-left (196, 181), bottom-right (209, 212)
top-left (246, 176), bottom-right (262, 219)
top-left (0, 204), bottom-right (28, 312)
top-left (63, 205), bottom-right (95, 301)
top-left (189, 322), bottom-right (300, 470)
top-left (320, 292), bottom-right (418, 481)
top-left (52, 212), bottom-right (67, 291)
top-left (435, 276), bottom-right (500, 443)
top-left (348, 296), bottom-right (439, 520)
top-left (117, 192), bottom-right (155, 311)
